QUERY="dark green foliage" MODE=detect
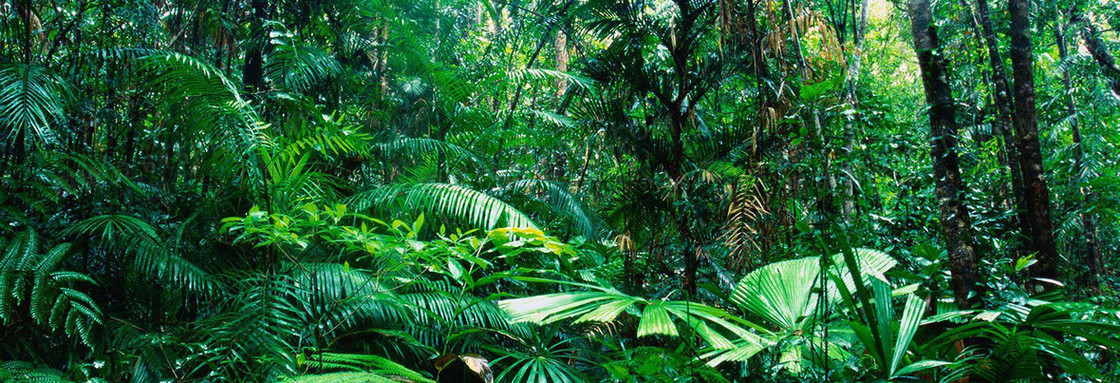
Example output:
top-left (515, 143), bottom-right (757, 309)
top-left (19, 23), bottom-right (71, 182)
top-left (0, 232), bottom-right (100, 348)
top-left (0, 0), bottom-right (1118, 381)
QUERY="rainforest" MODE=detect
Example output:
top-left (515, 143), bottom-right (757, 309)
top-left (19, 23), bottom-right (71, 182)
top-left (1, 0), bottom-right (1119, 381)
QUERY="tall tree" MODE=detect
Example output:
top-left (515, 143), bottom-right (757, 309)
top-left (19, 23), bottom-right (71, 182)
top-left (906, 0), bottom-right (980, 306)
top-left (1056, 9), bottom-right (1101, 289)
top-left (1008, 0), bottom-right (1059, 284)
top-left (974, 0), bottom-right (1031, 244)
top-left (839, 0), bottom-right (870, 222)
top-left (585, 0), bottom-right (722, 295)
top-left (661, 0), bottom-right (715, 296)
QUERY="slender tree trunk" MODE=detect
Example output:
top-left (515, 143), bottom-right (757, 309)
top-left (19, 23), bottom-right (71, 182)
top-left (1008, 0), bottom-right (1059, 285)
top-left (1074, 14), bottom-right (1120, 96)
top-left (667, 104), bottom-right (697, 296)
top-left (785, 0), bottom-right (839, 225)
top-left (907, 0), bottom-right (980, 307)
top-left (555, 30), bottom-right (569, 96)
top-left (214, 0), bottom-right (232, 68)
top-left (512, 1), bottom-right (576, 108)
top-left (1056, 15), bottom-right (1101, 289)
top-left (507, 33), bottom-right (548, 113)
top-left (19, 0), bottom-right (33, 64)
top-left (378, 27), bottom-right (389, 93)
top-left (975, 0), bottom-right (1031, 247)
top-left (12, 0), bottom-right (34, 165)
top-left (242, 0), bottom-right (268, 93)
top-left (660, 0), bottom-right (702, 296)
top-left (747, 0), bottom-right (769, 161)
top-left (838, 0), bottom-right (870, 222)
top-left (575, 139), bottom-right (591, 190)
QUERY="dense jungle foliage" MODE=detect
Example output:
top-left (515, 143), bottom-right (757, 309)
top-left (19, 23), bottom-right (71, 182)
top-left (1, 0), bottom-right (1120, 381)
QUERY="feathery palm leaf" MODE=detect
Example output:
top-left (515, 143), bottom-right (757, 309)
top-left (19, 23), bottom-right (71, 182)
top-left (296, 352), bottom-right (434, 382)
top-left (350, 183), bottom-right (537, 231)
top-left (505, 179), bottom-right (604, 239)
top-left (0, 64), bottom-right (72, 147)
top-left (65, 215), bottom-right (220, 294)
top-left (266, 40), bottom-right (343, 92)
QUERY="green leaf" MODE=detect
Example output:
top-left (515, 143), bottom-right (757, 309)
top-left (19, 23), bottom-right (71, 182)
top-left (636, 302), bottom-right (677, 337)
top-left (890, 294), bottom-right (926, 375)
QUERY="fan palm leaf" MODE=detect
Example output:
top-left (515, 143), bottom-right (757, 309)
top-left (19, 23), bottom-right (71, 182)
top-left (498, 278), bottom-right (772, 361)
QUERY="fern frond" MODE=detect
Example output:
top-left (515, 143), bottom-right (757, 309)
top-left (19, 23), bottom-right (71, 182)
top-left (0, 232), bottom-right (99, 343)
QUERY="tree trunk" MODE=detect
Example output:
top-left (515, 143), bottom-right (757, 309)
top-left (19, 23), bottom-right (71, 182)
top-left (555, 30), bottom-right (569, 96)
top-left (1056, 14), bottom-right (1101, 290)
top-left (784, 0), bottom-right (839, 225)
top-left (18, 0), bottom-right (33, 64)
top-left (662, 0), bottom-right (703, 296)
top-left (1074, 14), bottom-right (1120, 97)
top-left (838, 0), bottom-right (870, 222)
top-left (667, 104), bottom-right (696, 296)
top-left (242, 0), bottom-right (268, 93)
top-left (1008, 0), bottom-right (1059, 285)
top-left (974, 0), bottom-right (1031, 246)
top-left (906, 0), bottom-right (980, 307)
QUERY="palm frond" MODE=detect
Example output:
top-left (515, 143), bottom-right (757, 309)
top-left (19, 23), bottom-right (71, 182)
top-left (730, 257), bottom-right (819, 331)
top-left (505, 179), bottom-right (604, 238)
top-left (370, 136), bottom-right (488, 172)
top-left (297, 352), bottom-right (434, 383)
top-left (0, 361), bottom-right (74, 383)
top-left (281, 371), bottom-right (413, 383)
top-left (138, 51), bottom-right (272, 184)
top-left (65, 215), bottom-right (220, 294)
top-left (499, 278), bottom-right (772, 363)
top-left (266, 40), bottom-right (343, 92)
top-left (507, 68), bottom-right (595, 92)
top-left (0, 64), bottom-right (72, 147)
top-left (350, 183), bottom-right (536, 231)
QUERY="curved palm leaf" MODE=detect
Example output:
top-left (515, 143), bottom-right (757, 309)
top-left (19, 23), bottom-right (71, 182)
top-left (292, 352), bottom-right (434, 383)
top-left (729, 248), bottom-right (896, 333)
top-left (0, 64), bottom-right (72, 148)
top-left (504, 179), bottom-right (604, 239)
top-left (266, 40), bottom-right (343, 92)
top-left (137, 51), bottom-right (272, 185)
top-left (350, 183), bottom-right (537, 230)
top-left (64, 215), bottom-right (220, 294)
top-left (731, 257), bottom-right (821, 331)
top-left (498, 278), bottom-right (772, 362)
top-left (0, 361), bottom-right (74, 383)
top-left (370, 136), bottom-right (488, 172)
